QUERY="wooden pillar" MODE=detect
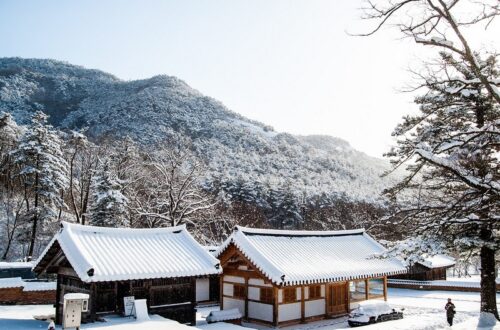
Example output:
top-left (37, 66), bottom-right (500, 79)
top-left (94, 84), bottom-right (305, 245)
top-left (90, 283), bottom-right (97, 322)
top-left (324, 283), bottom-right (329, 318)
top-left (364, 279), bottom-right (369, 301)
top-left (383, 277), bottom-right (388, 301)
top-left (55, 274), bottom-right (62, 325)
top-left (190, 277), bottom-right (197, 325)
top-left (272, 286), bottom-right (279, 326)
top-left (219, 275), bottom-right (224, 310)
top-left (345, 281), bottom-right (350, 313)
top-left (300, 286), bottom-right (305, 323)
top-left (244, 277), bottom-right (249, 320)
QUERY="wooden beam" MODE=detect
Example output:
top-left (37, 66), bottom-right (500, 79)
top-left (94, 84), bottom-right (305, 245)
top-left (219, 243), bottom-right (275, 284)
top-left (57, 267), bottom-right (78, 278)
top-left (40, 249), bottom-right (64, 275)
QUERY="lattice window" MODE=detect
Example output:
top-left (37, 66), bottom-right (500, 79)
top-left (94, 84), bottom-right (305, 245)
top-left (309, 285), bottom-right (321, 299)
top-left (260, 287), bottom-right (273, 303)
top-left (283, 287), bottom-right (297, 303)
top-left (233, 284), bottom-right (246, 299)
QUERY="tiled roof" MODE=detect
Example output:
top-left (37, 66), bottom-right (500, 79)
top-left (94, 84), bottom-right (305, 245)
top-left (0, 277), bottom-right (25, 289)
top-left (419, 255), bottom-right (455, 269)
top-left (217, 226), bottom-right (406, 286)
top-left (34, 222), bottom-right (221, 282)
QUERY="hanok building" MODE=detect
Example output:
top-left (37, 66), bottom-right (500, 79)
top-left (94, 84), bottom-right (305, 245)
top-left (390, 255), bottom-right (455, 281)
top-left (216, 226), bottom-right (406, 326)
top-left (33, 222), bottom-right (221, 325)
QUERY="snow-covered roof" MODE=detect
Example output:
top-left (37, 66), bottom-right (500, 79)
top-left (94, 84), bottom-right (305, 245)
top-left (216, 226), bottom-right (406, 286)
top-left (418, 255), bottom-right (455, 269)
top-left (0, 277), bottom-right (25, 289)
top-left (33, 222), bottom-right (221, 283)
top-left (0, 261), bottom-right (34, 269)
top-left (64, 293), bottom-right (90, 300)
top-left (23, 281), bottom-right (57, 292)
top-left (206, 308), bottom-right (243, 322)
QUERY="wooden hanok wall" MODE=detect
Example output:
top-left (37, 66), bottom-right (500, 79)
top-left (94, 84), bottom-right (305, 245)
top-left (54, 265), bottom-right (206, 325)
top-left (218, 243), bottom-right (388, 327)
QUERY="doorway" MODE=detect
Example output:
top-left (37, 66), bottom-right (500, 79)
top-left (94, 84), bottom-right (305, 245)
top-left (327, 282), bottom-right (348, 315)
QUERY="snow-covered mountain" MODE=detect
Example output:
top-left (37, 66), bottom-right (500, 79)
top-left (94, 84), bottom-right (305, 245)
top-left (0, 58), bottom-right (396, 204)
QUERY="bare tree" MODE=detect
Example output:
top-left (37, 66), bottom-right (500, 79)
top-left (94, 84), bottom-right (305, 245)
top-left (129, 145), bottom-right (215, 228)
top-left (358, 0), bottom-right (499, 100)
top-left (64, 131), bottom-right (99, 225)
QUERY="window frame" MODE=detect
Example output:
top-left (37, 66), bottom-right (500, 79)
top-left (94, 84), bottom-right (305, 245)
top-left (349, 280), bottom-right (367, 302)
top-left (260, 287), bottom-right (273, 304)
top-left (308, 285), bottom-right (322, 300)
top-left (233, 284), bottom-right (246, 299)
top-left (283, 287), bottom-right (297, 303)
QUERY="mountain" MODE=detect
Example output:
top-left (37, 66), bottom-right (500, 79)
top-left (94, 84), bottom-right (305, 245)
top-left (0, 57), bottom-right (397, 205)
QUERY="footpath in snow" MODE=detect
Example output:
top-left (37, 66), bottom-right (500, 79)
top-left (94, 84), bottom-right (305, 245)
top-left (0, 288), bottom-right (498, 329)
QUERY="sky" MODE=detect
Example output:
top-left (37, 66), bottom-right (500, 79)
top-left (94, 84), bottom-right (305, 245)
top-left (0, 0), bottom-right (497, 157)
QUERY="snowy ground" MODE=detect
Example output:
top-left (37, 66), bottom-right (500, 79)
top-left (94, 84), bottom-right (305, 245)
top-left (0, 288), bottom-right (498, 329)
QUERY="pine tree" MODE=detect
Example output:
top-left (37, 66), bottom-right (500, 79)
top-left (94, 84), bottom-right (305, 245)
top-left (89, 161), bottom-right (129, 227)
top-left (384, 53), bottom-right (499, 319)
top-left (12, 111), bottom-right (69, 260)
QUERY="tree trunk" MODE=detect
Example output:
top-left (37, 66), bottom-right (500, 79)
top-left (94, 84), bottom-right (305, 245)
top-left (27, 161), bottom-right (39, 261)
top-left (480, 244), bottom-right (499, 320)
top-left (27, 195), bottom-right (38, 261)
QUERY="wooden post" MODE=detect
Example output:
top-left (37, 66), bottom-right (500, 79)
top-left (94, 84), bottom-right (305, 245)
top-left (219, 275), bottom-right (224, 310)
top-left (383, 277), bottom-right (388, 301)
top-left (324, 283), bottom-right (329, 318)
top-left (90, 283), bottom-right (97, 322)
top-left (273, 286), bottom-right (279, 326)
top-left (191, 277), bottom-right (197, 325)
top-left (364, 279), bottom-right (369, 301)
top-left (244, 277), bottom-right (249, 320)
top-left (300, 286), bottom-right (305, 323)
top-left (55, 274), bottom-right (62, 325)
top-left (345, 281), bottom-right (350, 314)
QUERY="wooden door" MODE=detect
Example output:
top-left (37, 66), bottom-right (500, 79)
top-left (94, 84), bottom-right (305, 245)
top-left (327, 283), bottom-right (347, 315)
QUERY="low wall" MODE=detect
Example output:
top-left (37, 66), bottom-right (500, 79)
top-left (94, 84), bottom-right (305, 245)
top-left (0, 287), bottom-right (56, 304)
top-left (0, 278), bottom-right (56, 305)
top-left (388, 279), bottom-right (500, 293)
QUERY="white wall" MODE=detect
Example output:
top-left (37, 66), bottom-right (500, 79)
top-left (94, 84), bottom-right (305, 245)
top-left (196, 278), bottom-right (210, 302)
top-left (305, 299), bottom-right (325, 317)
top-left (248, 301), bottom-right (273, 322)
top-left (248, 286), bottom-right (260, 301)
top-left (278, 303), bottom-right (301, 322)
top-left (248, 278), bottom-right (272, 287)
top-left (224, 297), bottom-right (245, 315)
top-left (223, 283), bottom-right (233, 296)
top-left (224, 275), bottom-right (245, 283)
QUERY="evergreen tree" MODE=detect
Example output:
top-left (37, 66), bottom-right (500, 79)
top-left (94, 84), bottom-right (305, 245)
top-left (384, 53), bottom-right (499, 319)
top-left (89, 161), bottom-right (129, 227)
top-left (12, 111), bottom-right (69, 260)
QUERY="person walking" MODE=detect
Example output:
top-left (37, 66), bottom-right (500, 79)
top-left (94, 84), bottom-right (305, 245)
top-left (445, 298), bottom-right (456, 326)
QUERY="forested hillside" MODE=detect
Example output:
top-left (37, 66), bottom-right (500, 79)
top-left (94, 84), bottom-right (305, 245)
top-left (0, 58), bottom-right (401, 261)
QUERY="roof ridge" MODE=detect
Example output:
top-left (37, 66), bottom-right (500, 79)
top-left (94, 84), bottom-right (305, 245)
top-left (61, 221), bottom-right (187, 234)
top-left (235, 225), bottom-right (365, 237)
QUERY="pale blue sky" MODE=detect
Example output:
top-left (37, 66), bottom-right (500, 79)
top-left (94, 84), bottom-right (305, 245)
top-left (1, 0), bottom-right (494, 157)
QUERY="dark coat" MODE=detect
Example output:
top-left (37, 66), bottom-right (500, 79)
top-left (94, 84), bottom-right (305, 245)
top-left (445, 302), bottom-right (456, 318)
